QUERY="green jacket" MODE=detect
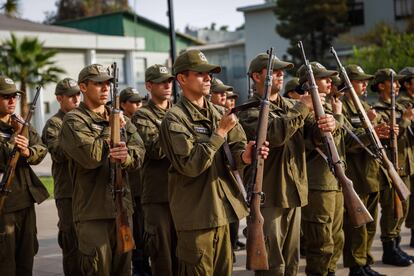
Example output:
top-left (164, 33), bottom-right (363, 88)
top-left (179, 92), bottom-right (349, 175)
top-left (0, 121), bottom-right (49, 213)
top-left (42, 109), bottom-right (72, 199)
top-left (238, 94), bottom-right (315, 208)
top-left (342, 96), bottom-right (389, 194)
top-left (373, 98), bottom-right (414, 177)
top-left (397, 91), bottom-right (414, 151)
top-left (159, 97), bottom-right (249, 231)
top-left (60, 102), bottom-right (145, 222)
top-left (132, 100), bottom-right (172, 204)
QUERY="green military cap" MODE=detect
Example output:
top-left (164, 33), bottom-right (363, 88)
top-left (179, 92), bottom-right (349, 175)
top-left (297, 62), bottom-right (338, 84)
top-left (78, 64), bottom-right (113, 83)
top-left (370, 68), bottom-right (404, 92)
top-left (331, 75), bottom-right (343, 87)
top-left (173, 49), bottom-right (221, 75)
top-left (145, 64), bottom-right (174, 83)
top-left (226, 91), bottom-right (238, 99)
top-left (55, 78), bottom-right (80, 96)
top-left (248, 53), bottom-right (293, 76)
top-left (284, 77), bottom-right (300, 93)
top-left (211, 78), bottom-right (233, 93)
top-left (120, 87), bottom-right (142, 103)
top-left (0, 76), bottom-right (23, 95)
top-left (345, 64), bottom-right (374, 81)
top-left (398, 67), bottom-right (414, 81)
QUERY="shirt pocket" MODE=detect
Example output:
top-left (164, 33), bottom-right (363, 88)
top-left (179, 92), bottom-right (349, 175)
top-left (168, 122), bottom-right (194, 156)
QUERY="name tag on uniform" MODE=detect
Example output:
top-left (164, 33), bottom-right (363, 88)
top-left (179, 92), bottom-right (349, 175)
top-left (91, 123), bottom-right (104, 131)
top-left (0, 131), bottom-right (11, 139)
top-left (194, 126), bottom-right (209, 134)
top-left (350, 116), bottom-right (361, 124)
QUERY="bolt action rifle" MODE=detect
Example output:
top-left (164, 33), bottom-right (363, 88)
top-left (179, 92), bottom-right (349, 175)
top-left (245, 48), bottom-right (274, 271)
top-left (298, 42), bottom-right (373, 227)
top-left (110, 62), bottom-right (135, 253)
top-left (330, 47), bottom-right (409, 210)
top-left (0, 87), bottom-right (41, 214)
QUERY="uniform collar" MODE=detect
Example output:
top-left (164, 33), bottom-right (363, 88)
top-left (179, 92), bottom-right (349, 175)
top-left (147, 99), bottom-right (171, 118)
top-left (180, 96), bottom-right (215, 123)
top-left (78, 101), bottom-right (110, 123)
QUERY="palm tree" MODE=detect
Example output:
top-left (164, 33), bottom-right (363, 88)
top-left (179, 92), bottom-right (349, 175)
top-left (0, 34), bottom-right (65, 116)
top-left (1, 0), bottom-right (20, 17)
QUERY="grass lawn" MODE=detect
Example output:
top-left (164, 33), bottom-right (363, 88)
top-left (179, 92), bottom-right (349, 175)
top-left (39, 176), bottom-right (54, 199)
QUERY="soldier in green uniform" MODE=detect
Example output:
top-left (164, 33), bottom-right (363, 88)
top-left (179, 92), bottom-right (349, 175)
top-left (41, 78), bottom-right (81, 276)
top-left (60, 64), bottom-right (146, 276)
top-left (159, 49), bottom-right (268, 276)
top-left (225, 91), bottom-right (238, 110)
top-left (210, 78), bottom-right (231, 107)
top-left (340, 65), bottom-right (390, 275)
top-left (132, 64), bottom-right (177, 276)
top-left (282, 77), bottom-right (302, 100)
top-left (119, 87), bottom-right (151, 276)
top-left (398, 67), bottom-right (414, 248)
top-left (297, 62), bottom-right (370, 276)
top-left (372, 68), bottom-right (414, 266)
top-left (0, 76), bottom-right (49, 276)
top-left (238, 54), bottom-right (336, 276)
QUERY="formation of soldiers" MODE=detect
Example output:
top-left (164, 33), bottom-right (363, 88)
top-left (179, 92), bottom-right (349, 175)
top-left (0, 48), bottom-right (414, 276)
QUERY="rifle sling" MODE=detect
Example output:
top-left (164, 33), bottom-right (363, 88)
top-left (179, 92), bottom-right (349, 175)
top-left (342, 124), bottom-right (376, 158)
top-left (222, 139), bottom-right (247, 200)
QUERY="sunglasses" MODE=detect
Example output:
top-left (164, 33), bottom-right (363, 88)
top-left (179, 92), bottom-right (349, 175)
top-left (0, 94), bottom-right (21, 100)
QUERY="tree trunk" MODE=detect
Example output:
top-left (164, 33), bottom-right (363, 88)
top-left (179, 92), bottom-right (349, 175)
top-left (20, 81), bottom-right (29, 118)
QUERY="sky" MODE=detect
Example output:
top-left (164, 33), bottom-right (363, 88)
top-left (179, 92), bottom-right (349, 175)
top-left (17, 0), bottom-right (265, 32)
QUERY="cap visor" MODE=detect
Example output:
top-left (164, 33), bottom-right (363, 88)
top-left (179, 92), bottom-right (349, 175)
top-left (315, 70), bottom-right (338, 79)
top-left (193, 63), bottom-right (222, 74)
top-left (212, 84), bottom-right (233, 93)
top-left (127, 94), bottom-right (142, 102)
top-left (273, 60), bottom-right (294, 70)
top-left (1, 87), bottom-right (24, 95)
top-left (352, 74), bottom-right (374, 81)
top-left (88, 75), bottom-right (114, 82)
top-left (394, 74), bottom-right (405, 81)
top-left (151, 75), bottom-right (175, 84)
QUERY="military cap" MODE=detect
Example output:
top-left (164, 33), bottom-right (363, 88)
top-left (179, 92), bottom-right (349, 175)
top-left (211, 78), bottom-right (233, 93)
top-left (120, 87), bottom-right (142, 103)
top-left (398, 67), bottom-right (414, 81)
top-left (145, 64), bottom-right (174, 83)
top-left (78, 64), bottom-right (113, 83)
top-left (297, 62), bottom-right (338, 84)
top-left (284, 78), bottom-right (300, 93)
top-left (331, 75), bottom-right (343, 87)
top-left (345, 64), bottom-right (374, 81)
top-left (370, 68), bottom-right (404, 92)
top-left (226, 91), bottom-right (238, 99)
top-left (248, 53), bottom-right (293, 76)
top-left (173, 50), bottom-right (221, 75)
top-left (0, 76), bottom-right (23, 95)
top-left (55, 78), bottom-right (80, 96)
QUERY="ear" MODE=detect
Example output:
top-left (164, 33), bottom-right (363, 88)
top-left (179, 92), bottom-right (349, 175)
top-left (145, 82), bottom-right (152, 92)
top-left (378, 82), bottom-right (385, 91)
top-left (176, 73), bottom-right (186, 86)
top-left (56, 95), bottom-right (63, 104)
top-left (251, 72), bottom-right (261, 83)
top-left (79, 82), bottom-right (87, 93)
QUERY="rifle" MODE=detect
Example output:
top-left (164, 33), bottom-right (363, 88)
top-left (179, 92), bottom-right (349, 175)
top-left (330, 47), bottom-right (410, 205)
top-left (0, 87), bottom-right (41, 214)
top-left (110, 62), bottom-right (135, 253)
top-left (245, 48), bottom-right (273, 271)
top-left (298, 41), bottom-right (373, 227)
top-left (390, 72), bottom-right (404, 219)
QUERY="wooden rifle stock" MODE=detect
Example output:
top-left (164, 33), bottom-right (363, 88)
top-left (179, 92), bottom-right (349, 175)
top-left (0, 87), bottom-right (41, 214)
top-left (330, 47), bottom-right (410, 203)
top-left (245, 48), bottom-right (274, 271)
top-left (298, 42), bottom-right (373, 227)
top-left (389, 72), bottom-right (404, 220)
top-left (110, 63), bottom-right (135, 253)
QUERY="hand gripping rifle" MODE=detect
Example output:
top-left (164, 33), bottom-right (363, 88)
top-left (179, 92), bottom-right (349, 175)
top-left (330, 47), bottom-right (410, 210)
top-left (245, 48), bottom-right (274, 271)
top-left (298, 42), bottom-right (373, 227)
top-left (0, 87), bottom-right (41, 214)
top-left (110, 62), bottom-right (135, 253)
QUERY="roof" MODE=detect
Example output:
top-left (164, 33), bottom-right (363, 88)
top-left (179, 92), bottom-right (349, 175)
top-left (237, 2), bottom-right (276, 13)
top-left (0, 14), bottom-right (90, 34)
top-left (188, 39), bottom-right (245, 51)
top-left (55, 10), bottom-right (203, 45)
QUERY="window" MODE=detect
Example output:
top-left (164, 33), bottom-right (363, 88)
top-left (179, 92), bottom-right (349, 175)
top-left (232, 54), bottom-right (246, 79)
top-left (394, 0), bottom-right (413, 19)
top-left (347, 0), bottom-right (364, 26)
top-left (134, 57), bottom-right (147, 93)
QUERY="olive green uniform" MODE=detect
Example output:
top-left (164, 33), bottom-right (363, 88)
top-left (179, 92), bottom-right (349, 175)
top-left (133, 100), bottom-right (178, 276)
top-left (303, 104), bottom-right (369, 275)
top-left (42, 109), bottom-right (81, 276)
top-left (0, 121), bottom-right (49, 276)
top-left (159, 97), bottom-right (249, 276)
top-left (239, 94), bottom-right (316, 276)
top-left (341, 96), bottom-right (390, 268)
top-left (60, 102), bottom-right (145, 276)
top-left (374, 99), bottom-right (414, 239)
top-left (397, 91), bottom-right (414, 230)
